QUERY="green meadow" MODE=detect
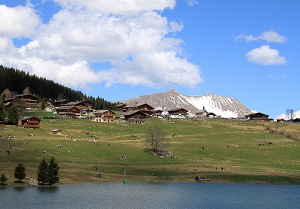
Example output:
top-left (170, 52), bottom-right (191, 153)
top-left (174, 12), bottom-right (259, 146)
top-left (1, 112), bottom-right (300, 185)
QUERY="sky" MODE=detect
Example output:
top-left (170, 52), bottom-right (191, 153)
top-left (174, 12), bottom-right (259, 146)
top-left (0, 0), bottom-right (299, 118)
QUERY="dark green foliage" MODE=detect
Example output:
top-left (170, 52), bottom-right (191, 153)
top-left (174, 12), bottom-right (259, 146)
top-left (14, 163), bottom-right (26, 182)
top-left (0, 65), bottom-right (116, 110)
top-left (8, 105), bottom-right (18, 125)
top-left (0, 173), bottom-right (8, 185)
top-left (37, 157), bottom-right (60, 187)
top-left (41, 99), bottom-right (46, 110)
top-left (0, 99), bottom-right (5, 121)
top-left (37, 159), bottom-right (49, 185)
top-left (48, 157), bottom-right (59, 187)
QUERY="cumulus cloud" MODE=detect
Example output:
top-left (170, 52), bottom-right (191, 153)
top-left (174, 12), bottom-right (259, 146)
top-left (0, 1), bottom-right (203, 90)
top-left (53, 0), bottom-right (176, 16)
top-left (235, 30), bottom-right (288, 43)
top-left (246, 45), bottom-right (286, 65)
top-left (0, 5), bottom-right (40, 38)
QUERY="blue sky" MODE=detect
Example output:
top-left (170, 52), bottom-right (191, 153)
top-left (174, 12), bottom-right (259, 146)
top-left (0, 0), bottom-right (299, 118)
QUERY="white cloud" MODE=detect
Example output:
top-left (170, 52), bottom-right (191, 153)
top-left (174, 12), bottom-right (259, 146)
top-left (246, 45), bottom-right (286, 65)
top-left (53, 0), bottom-right (176, 16)
top-left (0, 5), bottom-right (40, 38)
top-left (235, 30), bottom-right (288, 43)
top-left (187, 0), bottom-right (199, 7)
top-left (0, 1), bottom-right (203, 90)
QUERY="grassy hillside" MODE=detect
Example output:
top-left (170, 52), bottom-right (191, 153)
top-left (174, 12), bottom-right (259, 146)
top-left (1, 116), bottom-right (299, 185)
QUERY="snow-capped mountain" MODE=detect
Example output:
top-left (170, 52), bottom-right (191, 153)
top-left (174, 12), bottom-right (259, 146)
top-left (120, 89), bottom-right (252, 118)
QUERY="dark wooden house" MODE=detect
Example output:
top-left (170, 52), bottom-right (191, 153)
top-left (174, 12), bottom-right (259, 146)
top-left (245, 112), bottom-right (269, 121)
top-left (123, 110), bottom-right (147, 124)
top-left (168, 108), bottom-right (188, 117)
top-left (55, 106), bottom-right (81, 118)
top-left (20, 116), bottom-right (41, 128)
top-left (4, 94), bottom-right (38, 109)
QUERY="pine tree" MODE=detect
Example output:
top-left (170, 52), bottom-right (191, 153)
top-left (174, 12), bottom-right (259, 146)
top-left (37, 159), bottom-right (49, 186)
top-left (14, 163), bottom-right (26, 182)
top-left (8, 105), bottom-right (18, 125)
top-left (0, 173), bottom-right (8, 185)
top-left (41, 99), bottom-right (46, 110)
top-left (48, 157), bottom-right (59, 187)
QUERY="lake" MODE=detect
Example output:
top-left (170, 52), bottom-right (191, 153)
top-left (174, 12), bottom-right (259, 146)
top-left (0, 182), bottom-right (299, 209)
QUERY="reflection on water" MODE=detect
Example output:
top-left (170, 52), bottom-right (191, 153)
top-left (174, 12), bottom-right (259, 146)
top-left (0, 182), bottom-right (299, 209)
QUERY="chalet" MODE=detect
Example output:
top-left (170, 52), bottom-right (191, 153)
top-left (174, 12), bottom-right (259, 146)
top-left (55, 106), bottom-right (81, 118)
top-left (116, 103), bottom-right (127, 112)
top-left (20, 116), bottom-right (41, 128)
top-left (123, 110), bottom-right (147, 124)
top-left (63, 100), bottom-right (92, 111)
top-left (94, 110), bottom-right (116, 122)
top-left (137, 103), bottom-right (154, 115)
top-left (4, 94), bottom-right (38, 109)
top-left (168, 108), bottom-right (188, 118)
top-left (245, 112), bottom-right (269, 121)
top-left (53, 99), bottom-right (71, 107)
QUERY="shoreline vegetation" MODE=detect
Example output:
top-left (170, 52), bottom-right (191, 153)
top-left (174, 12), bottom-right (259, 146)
top-left (1, 112), bottom-right (300, 186)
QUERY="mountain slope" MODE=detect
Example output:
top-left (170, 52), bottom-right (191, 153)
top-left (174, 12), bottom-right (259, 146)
top-left (121, 89), bottom-right (252, 118)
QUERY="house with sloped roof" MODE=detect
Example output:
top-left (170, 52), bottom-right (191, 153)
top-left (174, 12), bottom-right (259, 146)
top-left (20, 116), bottom-right (41, 128)
top-left (123, 110), bottom-right (147, 124)
top-left (94, 110), bottom-right (116, 122)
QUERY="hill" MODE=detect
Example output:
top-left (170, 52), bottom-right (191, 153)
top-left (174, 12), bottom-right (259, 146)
top-left (0, 117), bottom-right (299, 185)
top-left (0, 65), bottom-right (115, 110)
top-left (121, 89), bottom-right (252, 118)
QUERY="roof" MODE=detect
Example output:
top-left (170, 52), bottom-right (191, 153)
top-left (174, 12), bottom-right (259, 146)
top-left (95, 110), bottom-right (116, 114)
top-left (21, 116), bottom-right (41, 121)
top-left (123, 110), bottom-right (148, 116)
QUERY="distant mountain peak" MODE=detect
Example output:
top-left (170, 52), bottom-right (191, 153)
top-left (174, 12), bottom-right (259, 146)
top-left (121, 90), bottom-right (252, 118)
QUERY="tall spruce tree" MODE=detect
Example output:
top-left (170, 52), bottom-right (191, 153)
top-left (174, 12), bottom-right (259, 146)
top-left (37, 159), bottom-right (49, 185)
top-left (14, 163), bottom-right (26, 182)
top-left (48, 157), bottom-right (59, 187)
top-left (8, 105), bottom-right (18, 125)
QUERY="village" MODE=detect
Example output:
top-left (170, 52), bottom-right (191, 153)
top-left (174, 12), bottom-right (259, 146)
top-left (2, 93), bottom-right (297, 129)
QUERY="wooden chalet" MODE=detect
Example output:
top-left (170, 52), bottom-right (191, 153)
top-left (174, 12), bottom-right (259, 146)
top-left (152, 109), bottom-right (163, 117)
top-left (4, 94), bottom-right (38, 109)
top-left (123, 110), bottom-right (147, 124)
top-left (63, 100), bottom-right (92, 111)
top-left (55, 106), bottom-right (80, 118)
top-left (245, 112), bottom-right (269, 121)
top-left (53, 99), bottom-right (71, 107)
top-left (276, 118), bottom-right (285, 123)
top-left (20, 116), bottom-right (41, 128)
top-left (116, 103), bottom-right (127, 111)
top-left (137, 103), bottom-right (154, 115)
top-left (168, 108), bottom-right (188, 117)
top-left (94, 110), bottom-right (116, 123)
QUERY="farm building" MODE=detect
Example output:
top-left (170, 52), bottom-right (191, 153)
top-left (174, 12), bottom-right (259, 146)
top-left (94, 110), bottom-right (116, 122)
top-left (123, 110), bottom-right (147, 124)
top-left (245, 112), bottom-right (269, 121)
top-left (20, 116), bottom-right (41, 128)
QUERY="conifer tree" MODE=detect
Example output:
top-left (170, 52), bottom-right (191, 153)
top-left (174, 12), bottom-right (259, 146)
top-left (37, 159), bottom-right (49, 185)
top-left (8, 105), bottom-right (18, 125)
top-left (48, 157), bottom-right (59, 187)
top-left (14, 163), bottom-right (26, 182)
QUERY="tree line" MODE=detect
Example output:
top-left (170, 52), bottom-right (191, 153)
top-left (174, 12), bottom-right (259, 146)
top-left (0, 157), bottom-right (59, 187)
top-left (0, 65), bottom-right (116, 110)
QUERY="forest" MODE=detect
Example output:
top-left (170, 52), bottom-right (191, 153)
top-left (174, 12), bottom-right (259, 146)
top-left (0, 65), bottom-right (116, 110)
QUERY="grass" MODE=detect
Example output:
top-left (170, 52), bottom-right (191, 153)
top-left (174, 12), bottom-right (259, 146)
top-left (0, 116), bottom-right (299, 185)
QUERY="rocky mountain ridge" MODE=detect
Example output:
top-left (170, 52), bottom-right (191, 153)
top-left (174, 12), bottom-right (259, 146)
top-left (120, 89), bottom-right (252, 118)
